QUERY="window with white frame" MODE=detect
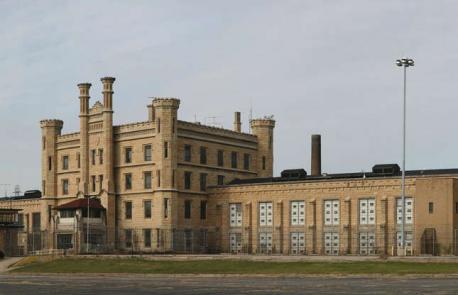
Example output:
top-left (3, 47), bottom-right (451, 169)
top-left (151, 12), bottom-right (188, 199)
top-left (229, 203), bottom-right (242, 227)
top-left (229, 233), bottom-right (242, 253)
top-left (359, 198), bottom-right (376, 225)
top-left (359, 232), bottom-right (376, 255)
top-left (324, 200), bottom-right (339, 225)
top-left (324, 232), bottom-right (339, 255)
top-left (290, 201), bottom-right (305, 226)
top-left (396, 231), bottom-right (413, 248)
top-left (290, 232), bottom-right (305, 255)
top-left (396, 197), bottom-right (414, 225)
top-left (258, 232), bottom-right (273, 253)
top-left (259, 202), bottom-right (273, 226)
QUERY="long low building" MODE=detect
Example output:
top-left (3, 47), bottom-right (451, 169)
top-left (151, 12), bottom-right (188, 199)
top-left (0, 77), bottom-right (457, 256)
top-left (210, 164), bottom-right (458, 256)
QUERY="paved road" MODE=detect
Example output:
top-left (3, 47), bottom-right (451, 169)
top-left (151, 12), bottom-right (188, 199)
top-left (0, 274), bottom-right (457, 294)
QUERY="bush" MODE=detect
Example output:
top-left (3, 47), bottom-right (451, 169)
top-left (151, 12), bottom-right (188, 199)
top-left (0, 250), bottom-right (5, 259)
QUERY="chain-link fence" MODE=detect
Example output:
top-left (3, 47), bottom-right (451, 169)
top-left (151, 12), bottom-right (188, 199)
top-left (4, 226), bottom-right (458, 257)
top-left (220, 228), bottom-right (458, 256)
top-left (114, 228), bottom-right (220, 254)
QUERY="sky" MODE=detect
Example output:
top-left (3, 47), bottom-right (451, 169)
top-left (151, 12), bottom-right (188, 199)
top-left (1, 0), bottom-right (458, 194)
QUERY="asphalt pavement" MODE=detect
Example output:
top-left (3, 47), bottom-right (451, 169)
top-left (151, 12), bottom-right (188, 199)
top-left (0, 274), bottom-right (457, 295)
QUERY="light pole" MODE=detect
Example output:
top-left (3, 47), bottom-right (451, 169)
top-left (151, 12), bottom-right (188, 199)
top-left (396, 57), bottom-right (414, 253)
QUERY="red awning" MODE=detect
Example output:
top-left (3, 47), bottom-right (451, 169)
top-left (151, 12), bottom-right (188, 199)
top-left (56, 198), bottom-right (105, 210)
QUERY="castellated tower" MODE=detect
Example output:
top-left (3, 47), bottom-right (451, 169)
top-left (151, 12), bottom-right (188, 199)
top-left (28, 77), bottom-right (279, 253)
top-left (251, 117), bottom-right (275, 178)
top-left (152, 98), bottom-right (180, 231)
top-left (40, 118), bottom-right (63, 247)
top-left (41, 119), bottom-right (64, 197)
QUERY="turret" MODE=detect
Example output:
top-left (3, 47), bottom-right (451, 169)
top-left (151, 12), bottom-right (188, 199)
top-left (101, 77), bottom-right (115, 192)
top-left (152, 98), bottom-right (180, 237)
top-left (152, 98), bottom-right (180, 189)
top-left (40, 119), bottom-right (63, 197)
top-left (101, 77), bottom-right (115, 111)
top-left (101, 77), bottom-right (116, 250)
top-left (78, 82), bottom-right (91, 194)
top-left (251, 117), bottom-right (275, 177)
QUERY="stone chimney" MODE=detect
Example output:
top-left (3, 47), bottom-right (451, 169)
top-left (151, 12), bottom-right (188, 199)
top-left (147, 103), bottom-right (155, 122)
top-left (234, 112), bottom-right (241, 132)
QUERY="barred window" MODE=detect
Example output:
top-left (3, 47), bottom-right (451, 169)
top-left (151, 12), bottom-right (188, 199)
top-left (144, 171), bottom-right (152, 189)
top-left (144, 145), bottom-right (152, 161)
top-left (164, 198), bottom-right (169, 218)
top-left (184, 171), bottom-right (192, 190)
top-left (217, 150), bottom-right (224, 167)
top-left (62, 155), bottom-right (69, 170)
top-left (125, 147), bottom-right (132, 163)
top-left (62, 179), bottom-right (69, 195)
top-left (200, 146), bottom-right (207, 164)
top-left (125, 229), bottom-right (132, 248)
top-left (99, 149), bottom-right (103, 165)
top-left (125, 202), bottom-right (132, 219)
top-left (231, 152), bottom-right (238, 169)
top-left (99, 175), bottom-right (103, 192)
top-left (144, 200), bottom-right (152, 218)
top-left (125, 173), bottom-right (132, 190)
top-left (200, 173), bottom-right (207, 192)
top-left (184, 145), bottom-right (192, 162)
top-left (243, 153), bottom-right (250, 170)
top-left (184, 200), bottom-right (192, 219)
top-left (143, 229), bottom-right (151, 248)
top-left (91, 149), bottom-right (96, 165)
top-left (91, 175), bottom-right (96, 192)
top-left (200, 200), bottom-right (207, 220)
top-left (164, 142), bottom-right (168, 159)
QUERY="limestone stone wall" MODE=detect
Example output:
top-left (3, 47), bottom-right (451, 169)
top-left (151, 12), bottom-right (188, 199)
top-left (36, 79), bottom-right (271, 251)
top-left (209, 176), bottom-right (458, 255)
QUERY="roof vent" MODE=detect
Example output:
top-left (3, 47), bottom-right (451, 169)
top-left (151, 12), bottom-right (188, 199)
top-left (24, 190), bottom-right (42, 198)
top-left (281, 169), bottom-right (307, 179)
top-left (372, 164), bottom-right (400, 175)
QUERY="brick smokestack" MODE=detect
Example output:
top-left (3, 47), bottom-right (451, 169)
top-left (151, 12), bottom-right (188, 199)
top-left (311, 134), bottom-right (321, 176)
top-left (234, 111), bottom-right (241, 132)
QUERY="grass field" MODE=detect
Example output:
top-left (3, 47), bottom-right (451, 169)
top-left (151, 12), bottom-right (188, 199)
top-left (10, 257), bottom-right (458, 275)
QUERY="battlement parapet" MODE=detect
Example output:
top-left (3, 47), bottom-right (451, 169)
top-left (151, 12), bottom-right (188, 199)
top-left (40, 119), bottom-right (64, 128)
top-left (152, 97), bottom-right (180, 108)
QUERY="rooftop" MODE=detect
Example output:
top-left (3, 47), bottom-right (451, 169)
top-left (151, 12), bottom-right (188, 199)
top-left (56, 198), bottom-right (105, 210)
top-left (0, 190), bottom-right (42, 201)
top-left (227, 167), bottom-right (458, 186)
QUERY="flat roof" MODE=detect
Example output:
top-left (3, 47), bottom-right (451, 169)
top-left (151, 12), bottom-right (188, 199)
top-left (226, 168), bottom-right (458, 186)
top-left (0, 208), bottom-right (22, 212)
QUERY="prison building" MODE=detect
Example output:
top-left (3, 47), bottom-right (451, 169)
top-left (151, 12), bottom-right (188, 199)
top-left (0, 77), bottom-right (274, 254)
top-left (0, 208), bottom-right (23, 256)
top-left (1, 77), bottom-right (457, 256)
top-left (210, 142), bottom-right (458, 256)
